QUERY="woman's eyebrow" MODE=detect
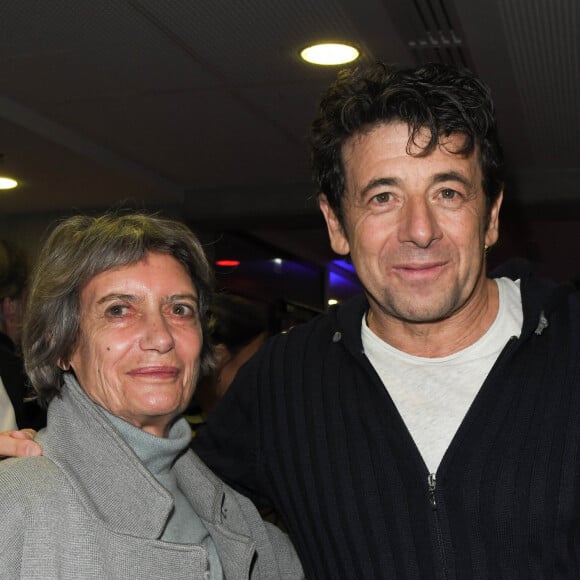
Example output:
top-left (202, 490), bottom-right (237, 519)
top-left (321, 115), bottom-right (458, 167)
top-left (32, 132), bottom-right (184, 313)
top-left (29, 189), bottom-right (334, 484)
top-left (95, 293), bottom-right (198, 305)
top-left (164, 294), bottom-right (198, 303)
top-left (96, 293), bottom-right (138, 305)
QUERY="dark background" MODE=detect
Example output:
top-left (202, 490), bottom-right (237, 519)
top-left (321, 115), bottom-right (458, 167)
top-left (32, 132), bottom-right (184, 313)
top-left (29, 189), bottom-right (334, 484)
top-left (0, 0), bottom-right (579, 324)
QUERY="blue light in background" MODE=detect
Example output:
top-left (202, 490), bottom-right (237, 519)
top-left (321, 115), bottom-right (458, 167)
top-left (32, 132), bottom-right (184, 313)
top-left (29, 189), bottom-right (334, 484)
top-left (332, 258), bottom-right (356, 274)
top-left (328, 264), bottom-right (361, 302)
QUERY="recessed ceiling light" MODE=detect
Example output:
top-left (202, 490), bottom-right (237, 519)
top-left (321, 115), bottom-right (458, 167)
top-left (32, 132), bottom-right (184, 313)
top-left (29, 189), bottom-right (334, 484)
top-left (300, 42), bottom-right (359, 66)
top-left (0, 176), bottom-right (18, 190)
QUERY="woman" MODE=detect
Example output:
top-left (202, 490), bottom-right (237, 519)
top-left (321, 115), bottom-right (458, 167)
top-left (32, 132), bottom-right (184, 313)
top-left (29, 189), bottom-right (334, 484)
top-left (0, 212), bottom-right (303, 579)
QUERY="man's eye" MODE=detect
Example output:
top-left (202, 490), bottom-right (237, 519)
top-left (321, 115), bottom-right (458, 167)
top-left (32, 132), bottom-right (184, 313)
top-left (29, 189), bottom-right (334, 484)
top-left (440, 189), bottom-right (460, 200)
top-left (372, 192), bottom-right (392, 204)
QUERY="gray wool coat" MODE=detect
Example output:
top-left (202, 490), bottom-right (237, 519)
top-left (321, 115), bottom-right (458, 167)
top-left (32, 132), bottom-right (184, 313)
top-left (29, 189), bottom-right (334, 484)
top-left (0, 375), bottom-right (303, 579)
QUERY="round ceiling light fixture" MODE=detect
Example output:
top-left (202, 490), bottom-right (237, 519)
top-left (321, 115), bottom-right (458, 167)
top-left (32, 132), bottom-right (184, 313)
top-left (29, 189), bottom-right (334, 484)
top-left (300, 42), bottom-right (359, 66)
top-left (0, 176), bottom-right (18, 190)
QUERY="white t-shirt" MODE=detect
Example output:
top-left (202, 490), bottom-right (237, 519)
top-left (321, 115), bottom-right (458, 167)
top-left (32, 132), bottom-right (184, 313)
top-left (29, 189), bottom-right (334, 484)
top-left (362, 277), bottom-right (523, 474)
top-left (0, 375), bottom-right (17, 431)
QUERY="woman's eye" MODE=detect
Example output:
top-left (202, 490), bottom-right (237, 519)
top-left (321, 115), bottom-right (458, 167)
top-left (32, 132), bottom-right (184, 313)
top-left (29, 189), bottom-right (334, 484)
top-left (172, 303), bottom-right (195, 317)
top-left (106, 304), bottom-right (128, 318)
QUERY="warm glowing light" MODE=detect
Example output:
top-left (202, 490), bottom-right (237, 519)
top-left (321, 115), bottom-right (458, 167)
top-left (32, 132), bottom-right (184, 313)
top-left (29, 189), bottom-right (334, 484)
top-left (215, 259), bottom-right (240, 267)
top-left (328, 299), bottom-right (339, 306)
top-left (300, 43), bottom-right (359, 66)
top-left (0, 177), bottom-right (18, 190)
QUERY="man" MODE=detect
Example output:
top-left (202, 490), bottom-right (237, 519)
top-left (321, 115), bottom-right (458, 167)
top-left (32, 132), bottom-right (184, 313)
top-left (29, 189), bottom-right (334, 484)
top-left (3, 62), bottom-right (580, 578)
top-left (0, 239), bottom-right (46, 430)
top-left (192, 63), bottom-right (580, 579)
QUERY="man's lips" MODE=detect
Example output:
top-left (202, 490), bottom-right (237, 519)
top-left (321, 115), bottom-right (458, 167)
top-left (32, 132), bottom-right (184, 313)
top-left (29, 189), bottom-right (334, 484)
top-left (392, 261), bottom-right (447, 277)
top-left (127, 366), bottom-right (180, 379)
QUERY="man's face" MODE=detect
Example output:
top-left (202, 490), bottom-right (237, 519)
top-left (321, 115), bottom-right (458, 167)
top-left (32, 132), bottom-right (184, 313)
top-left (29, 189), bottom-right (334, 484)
top-left (320, 121), bottom-right (502, 329)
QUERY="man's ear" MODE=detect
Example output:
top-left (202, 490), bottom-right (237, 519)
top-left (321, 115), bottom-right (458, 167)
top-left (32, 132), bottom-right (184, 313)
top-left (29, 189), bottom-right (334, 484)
top-left (485, 189), bottom-right (503, 249)
top-left (318, 194), bottom-right (350, 256)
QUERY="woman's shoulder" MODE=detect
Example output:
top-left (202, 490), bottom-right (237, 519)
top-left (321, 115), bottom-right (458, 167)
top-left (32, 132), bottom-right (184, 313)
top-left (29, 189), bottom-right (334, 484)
top-left (0, 456), bottom-right (65, 508)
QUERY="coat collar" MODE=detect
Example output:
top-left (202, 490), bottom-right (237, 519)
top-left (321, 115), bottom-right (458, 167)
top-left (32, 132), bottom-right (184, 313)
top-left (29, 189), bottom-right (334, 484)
top-left (175, 454), bottom-right (258, 579)
top-left (40, 373), bottom-right (257, 575)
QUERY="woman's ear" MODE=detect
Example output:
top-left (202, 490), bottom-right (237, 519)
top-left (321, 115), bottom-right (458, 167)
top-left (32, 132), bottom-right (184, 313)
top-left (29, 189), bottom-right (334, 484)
top-left (57, 359), bottom-right (70, 371)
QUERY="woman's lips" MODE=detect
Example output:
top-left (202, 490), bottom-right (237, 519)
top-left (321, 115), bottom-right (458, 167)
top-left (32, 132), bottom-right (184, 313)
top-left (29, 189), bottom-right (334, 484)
top-left (127, 366), bottom-right (179, 379)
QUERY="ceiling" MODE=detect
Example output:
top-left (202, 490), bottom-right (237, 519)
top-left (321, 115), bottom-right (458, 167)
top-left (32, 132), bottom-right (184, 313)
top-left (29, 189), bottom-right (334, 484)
top-left (0, 0), bottom-right (579, 270)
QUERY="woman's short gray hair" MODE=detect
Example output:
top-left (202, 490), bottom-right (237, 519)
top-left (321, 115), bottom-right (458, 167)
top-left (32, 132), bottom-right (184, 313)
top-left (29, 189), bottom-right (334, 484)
top-left (22, 211), bottom-right (214, 404)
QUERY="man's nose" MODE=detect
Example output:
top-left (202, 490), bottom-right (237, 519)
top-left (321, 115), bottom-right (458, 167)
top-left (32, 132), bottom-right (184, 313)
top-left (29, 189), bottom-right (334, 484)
top-left (398, 197), bottom-right (442, 248)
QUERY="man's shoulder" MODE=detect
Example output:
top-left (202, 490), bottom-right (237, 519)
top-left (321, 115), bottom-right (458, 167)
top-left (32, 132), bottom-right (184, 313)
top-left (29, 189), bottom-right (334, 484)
top-left (490, 259), bottom-right (580, 341)
top-left (269, 293), bottom-right (367, 346)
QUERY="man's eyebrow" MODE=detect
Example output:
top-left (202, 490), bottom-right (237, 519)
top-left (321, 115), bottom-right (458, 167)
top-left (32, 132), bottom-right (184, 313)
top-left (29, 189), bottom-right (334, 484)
top-left (359, 177), bottom-right (400, 198)
top-left (431, 171), bottom-right (472, 187)
top-left (358, 172), bottom-right (473, 198)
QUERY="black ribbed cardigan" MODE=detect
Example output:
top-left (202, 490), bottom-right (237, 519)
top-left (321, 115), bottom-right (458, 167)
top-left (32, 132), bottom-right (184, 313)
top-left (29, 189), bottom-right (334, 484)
top-left (193, 263), bottom-right (580, 579)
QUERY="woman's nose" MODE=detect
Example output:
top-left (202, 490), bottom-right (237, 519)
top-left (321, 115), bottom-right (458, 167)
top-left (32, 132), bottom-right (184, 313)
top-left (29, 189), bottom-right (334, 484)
top-left (139, 312), bottom-right (175, 353)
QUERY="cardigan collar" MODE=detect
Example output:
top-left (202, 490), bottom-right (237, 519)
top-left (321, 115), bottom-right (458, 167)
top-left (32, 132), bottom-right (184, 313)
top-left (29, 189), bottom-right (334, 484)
top-left (331, 259), bottom-right (574, 355)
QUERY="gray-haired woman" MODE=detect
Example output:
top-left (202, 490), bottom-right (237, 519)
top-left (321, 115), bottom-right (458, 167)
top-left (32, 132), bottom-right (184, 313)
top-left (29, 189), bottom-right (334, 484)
top-left (0, 212), bottom-right (303, 579)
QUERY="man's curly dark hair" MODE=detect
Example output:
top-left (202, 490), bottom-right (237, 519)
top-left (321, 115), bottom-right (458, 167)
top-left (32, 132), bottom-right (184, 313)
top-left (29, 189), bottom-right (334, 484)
top-left (310, 61), bottom-right (505, 226)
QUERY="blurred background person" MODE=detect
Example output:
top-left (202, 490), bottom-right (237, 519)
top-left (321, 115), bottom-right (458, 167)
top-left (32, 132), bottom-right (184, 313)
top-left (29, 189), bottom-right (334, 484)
top-left (186, 293), bottom-right (288, 529)
top-left (0, 377), bottom-right (17, 432)
top-left (192, 293), bottom-right (268, 420)
top-left (0, 239), bottom-right (45, 430)
top-left (0, 212), bottom-right (302, 579)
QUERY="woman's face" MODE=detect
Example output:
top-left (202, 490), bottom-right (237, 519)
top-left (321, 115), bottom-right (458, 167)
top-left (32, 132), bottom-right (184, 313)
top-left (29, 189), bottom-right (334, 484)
top-left (68, 252), bottom-right (203, 437)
